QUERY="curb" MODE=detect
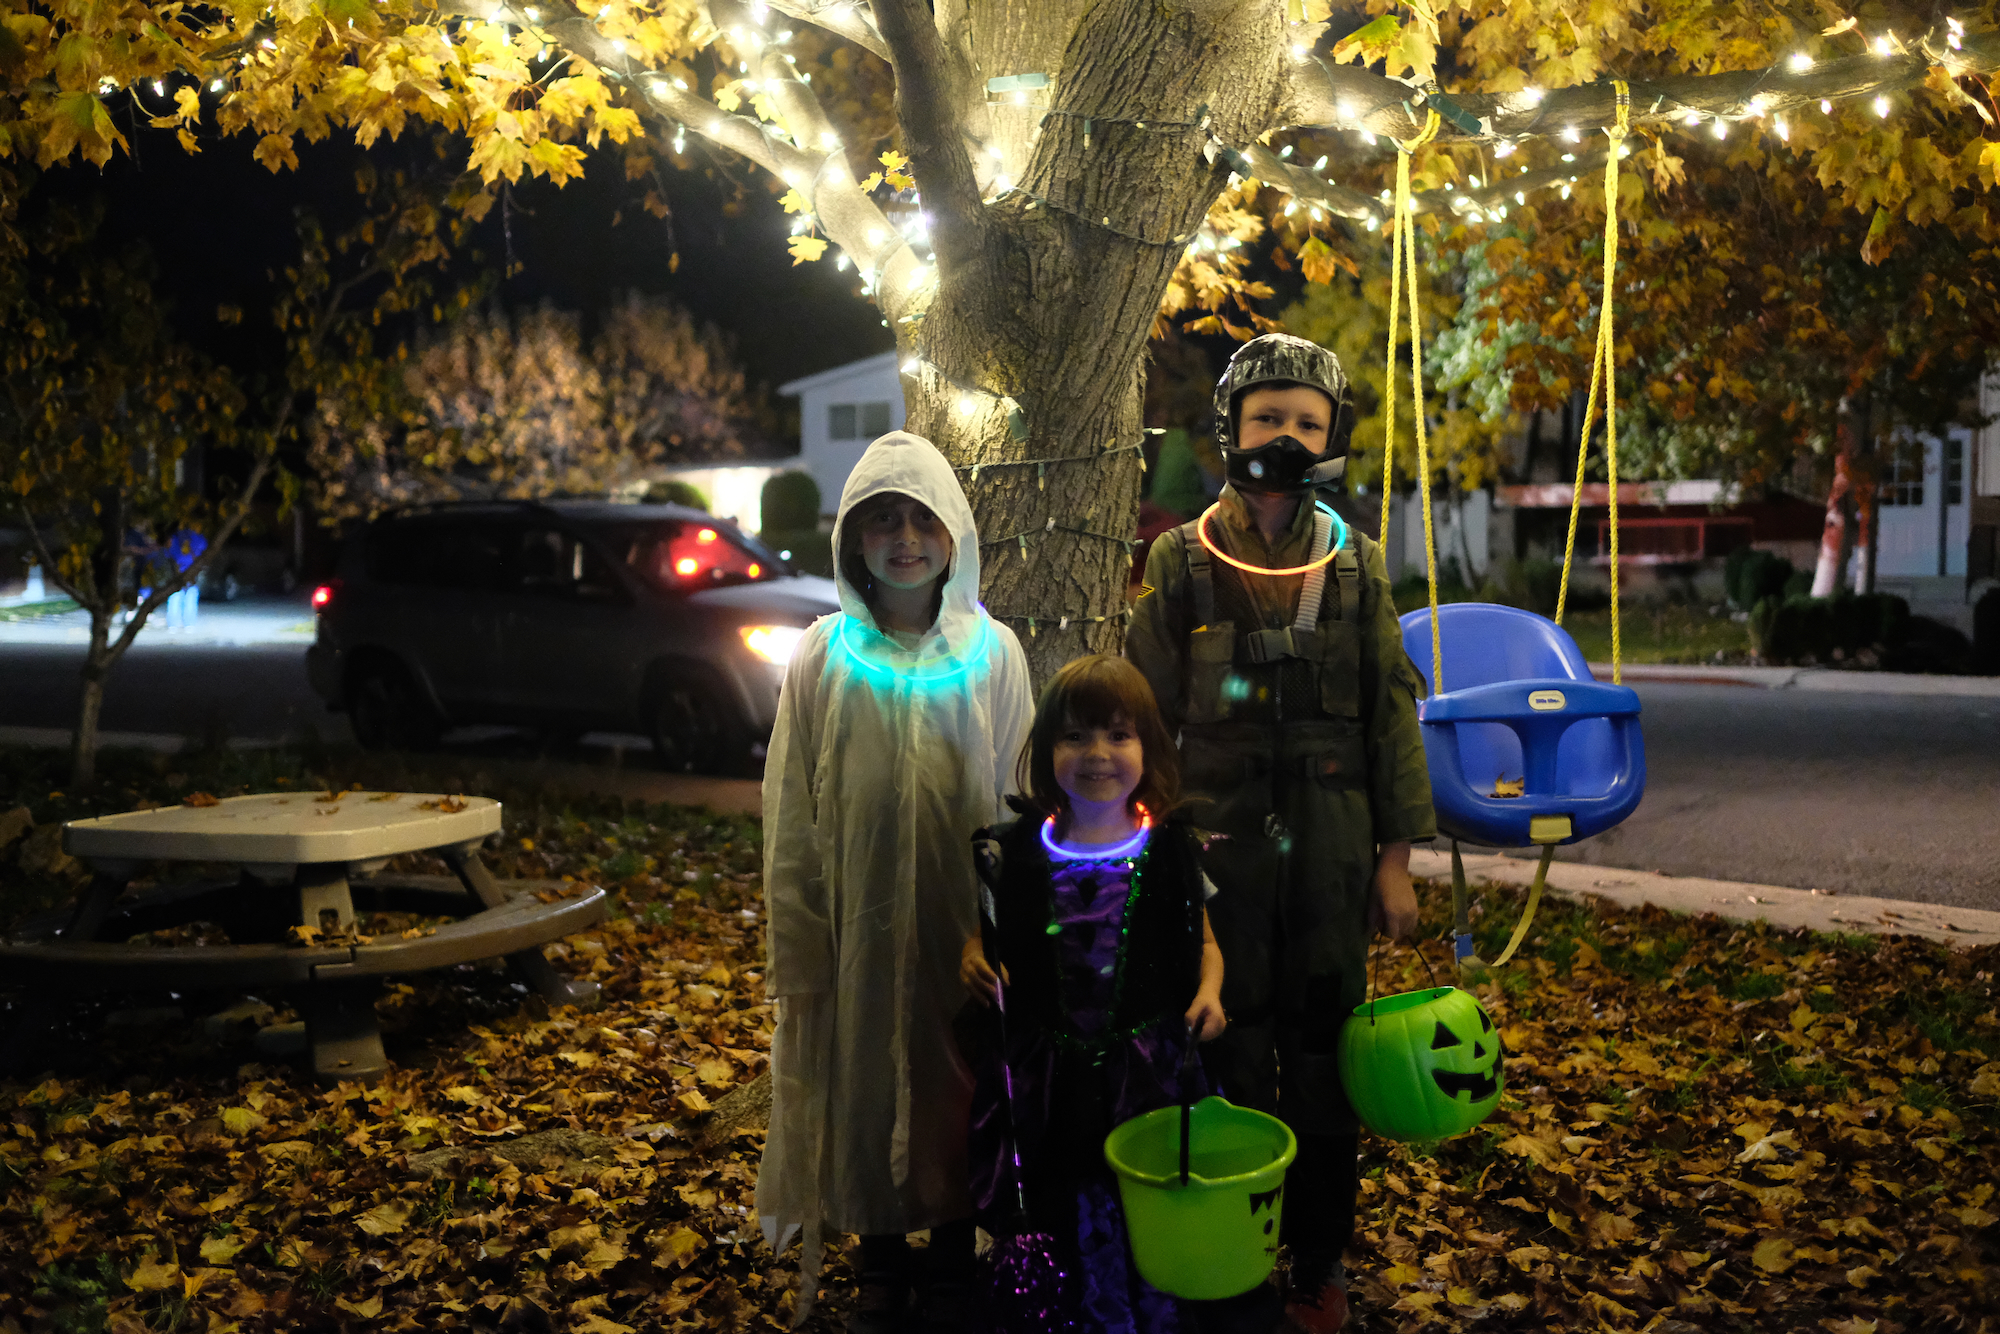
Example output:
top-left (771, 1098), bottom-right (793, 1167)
top-left (1590, 662), bottom-right (2000, 697)
top-left (1411, 847), bottom-right (2000, 950)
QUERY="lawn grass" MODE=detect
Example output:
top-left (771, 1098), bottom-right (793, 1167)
top-left (0, 598), bottom-right (80, 622)
top-left (1563, 604), bottom-right (1754, 665)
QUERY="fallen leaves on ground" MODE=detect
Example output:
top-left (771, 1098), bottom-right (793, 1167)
top-left (1343, 893), bottom-right (1999, 1333)
top-left (1, 745), bottom-right (1995, 1331)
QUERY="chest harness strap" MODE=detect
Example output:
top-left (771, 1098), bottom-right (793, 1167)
top-left (1183, 504), bottom-right (1356, 664)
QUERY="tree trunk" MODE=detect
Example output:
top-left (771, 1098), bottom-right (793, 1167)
top-left (72, 635), bottom-right (110, 788)
top-left (1811, 436), bottom-right (1854, 597)
top-left (907, 1), bottom-right (1286, 680)
top-left (1855, 481), bottom-right (1878, 594)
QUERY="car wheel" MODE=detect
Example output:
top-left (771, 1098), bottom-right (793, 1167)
top-left (647, 672), bottom-right (743, 774)
top-left (347, 659), bottom-right (443, 752)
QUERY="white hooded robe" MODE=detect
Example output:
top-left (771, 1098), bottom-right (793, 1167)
top-left (757, 432), bottom-right (1033, 1297)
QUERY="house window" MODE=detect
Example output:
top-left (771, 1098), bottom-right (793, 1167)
top-left (1879, 445), bottom-right (1924, 507)
top-left (861, 401), bottom-right (893, 435)
top-left (829, 404), bottom-right (859, 440)
top-left (1945, 435), bottom-right (1964, 505)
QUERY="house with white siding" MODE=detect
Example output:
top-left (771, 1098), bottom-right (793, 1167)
top-left (777, 351), bottom-right (906, 518)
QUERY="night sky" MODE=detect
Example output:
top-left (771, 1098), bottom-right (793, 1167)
top-left (39, 119), bottom-right (896, 393)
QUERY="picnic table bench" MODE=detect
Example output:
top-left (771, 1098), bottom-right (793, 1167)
top-left (0, 791), bottom-right (605, 1083)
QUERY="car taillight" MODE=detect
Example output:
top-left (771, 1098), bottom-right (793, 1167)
top-left (312, 582), bottom-right (338, 610)
top-left (675, 557), bottom-right (700, 576)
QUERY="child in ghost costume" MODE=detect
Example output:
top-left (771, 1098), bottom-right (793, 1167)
top-left (758, 431), bottom-right (1035, 1330)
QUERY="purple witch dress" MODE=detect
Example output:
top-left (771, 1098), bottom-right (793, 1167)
top-left (967, 829), bottom-right (1209, 1334)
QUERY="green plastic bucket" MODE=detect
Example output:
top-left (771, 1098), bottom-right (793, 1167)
top-left (1102, 1096), bottom-right (1298, 1300)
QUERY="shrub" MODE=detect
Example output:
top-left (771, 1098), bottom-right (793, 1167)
top-left (759, 528), bottom-right (834, 577)
top-left (1753, 592), bottom-right (1913, 665)
top-left (760, 470), bottom-right (820, 531)
top-left (1883, 616), bottom-right (1974, 675)
top-left (1783, 568), bottom-right (1815, 599)
top-left (1974, 586), bottom-right (2000, 676)
top-left (1724, 548), bottom-right (1795, 610)
top-left (643, 479), bottom-right (709, 510)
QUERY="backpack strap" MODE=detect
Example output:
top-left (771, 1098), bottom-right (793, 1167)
top-left (1179, 519), bottom-right (1216, 629)
top-left (1335, 541), bottom-right (1362, 624)
top-left (1291, 505), bottom-right (1335, 634)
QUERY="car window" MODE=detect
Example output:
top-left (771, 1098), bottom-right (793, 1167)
top-left (508, 527), bottom-right (627, 602)
top-left (365, 519), bottom-right (506, 591)
top-left (602, 520), bottom-right (780, 594)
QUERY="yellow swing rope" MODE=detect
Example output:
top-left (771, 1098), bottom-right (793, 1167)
top-left (1552, 80), bottom-right (1631, 687)
top-left (1379, 108), bottom-right (1445, 694)
top-left (1488, 81), bottom-right (1634, 971)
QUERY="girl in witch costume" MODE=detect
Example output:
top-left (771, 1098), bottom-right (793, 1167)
top-left (960, 655), bottom-right (1227, 1333)
top-left (758, 432), bottom-right (1034, 1332)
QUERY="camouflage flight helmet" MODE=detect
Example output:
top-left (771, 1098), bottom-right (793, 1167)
top-left (1213, 333), bottom-right (1357, 492)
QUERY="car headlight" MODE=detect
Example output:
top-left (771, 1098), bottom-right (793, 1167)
top-left (739, 624), bottom-right (806, 666)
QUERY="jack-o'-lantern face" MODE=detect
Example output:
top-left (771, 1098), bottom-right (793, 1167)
top-left (1427, 1002), bottom-right (1502, 1104)
top-left (1338, 986), bottom-right (1505, 1141)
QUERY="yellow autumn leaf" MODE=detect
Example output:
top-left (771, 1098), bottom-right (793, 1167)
top-left (127, 1258), bottom-right (180, 1291)
top-left (581, 1236), bottom-right (628, 1273)
top-left (443, 1085), bottom-right (485, 1105)
top-left (715, 84), bottom-right (741, 112)
top-left (787, 235), bottom-right (828, 265)
top-left (652, 1226), bottom-right (707, 1268)
top-left (1735, 1128), bottom-right (1797, 1162)
top-left (1751, 1236), bottom-right (1796, 1273)
top-left (220, 1107), bottom-right (266, 1137)
top-left (253, 132), bottom-right (298, 173)
top-left (879, 149), bottom-right (908, 171)
top-left (695, 1058), bottom-right (735, 1088)
top-left (199, 1234), bottom-right (246, 1265)
top-left (1497, 1133), bottom-right (1563, 1170)
top-left (778, 189), bottom-right (811, 215)
top-left (859, 171), bottom-right (884, 192)
top-left (575, 1317), bottom-right (635, 1334)
top-left (336, 1295), bottom-right (384, 1318)
top-left (356, 1200), bottom-right (412, 1236)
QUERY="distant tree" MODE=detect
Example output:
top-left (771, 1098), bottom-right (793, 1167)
top-left (306, 293), bottom-right (771, 521)
top-left (1, 177), bottom-right (459, 784)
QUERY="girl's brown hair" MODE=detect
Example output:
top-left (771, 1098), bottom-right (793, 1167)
top-left (1016, 655), bottom-right (1180, 831)
top-left (838, 490), bottom-right (949, 624)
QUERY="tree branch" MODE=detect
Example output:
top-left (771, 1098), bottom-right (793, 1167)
top-left (764, 0), bottom-right (889, 62)
top-left (438, 1), bottom-right (926, 322)
top-left (1277, 24), bottom-right (2000, 145)
top-left (870, 0), bottom-right (984, 271)
top-left (1217, 136), bottom-right (1602, 224)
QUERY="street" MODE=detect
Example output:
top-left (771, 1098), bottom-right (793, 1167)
top-left (1538, 680), bottom-right (2000, 912)
top-left (3, 603), bottom-right (1997, 910)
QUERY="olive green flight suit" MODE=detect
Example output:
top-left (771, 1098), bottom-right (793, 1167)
top-left (1126, 488), bottom-right (1435, 1136)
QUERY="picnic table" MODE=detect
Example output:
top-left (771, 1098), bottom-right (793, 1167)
top-left (0, 791), bottom-right (606, 1083)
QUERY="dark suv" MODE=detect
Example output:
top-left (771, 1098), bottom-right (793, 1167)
top-left (306, 500), bottom-right (840, 771)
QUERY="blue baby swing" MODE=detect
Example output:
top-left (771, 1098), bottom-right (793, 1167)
top-left (1374, 90), bottom-right (1647, 971)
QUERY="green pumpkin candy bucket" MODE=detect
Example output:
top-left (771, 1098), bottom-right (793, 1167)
top-left (1338, 986), bottom-right (1504, 1141)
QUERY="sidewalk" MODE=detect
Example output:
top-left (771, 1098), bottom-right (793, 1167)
top-left (1409, 845), bottom-right (2000, 950)
top-left (1591, 661), bottom-right (2000, 697)
top-left (0, 595), bottom-right (315, 648)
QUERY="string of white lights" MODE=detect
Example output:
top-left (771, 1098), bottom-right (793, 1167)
top-left (988, 606), bottom-right (1138, 637)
